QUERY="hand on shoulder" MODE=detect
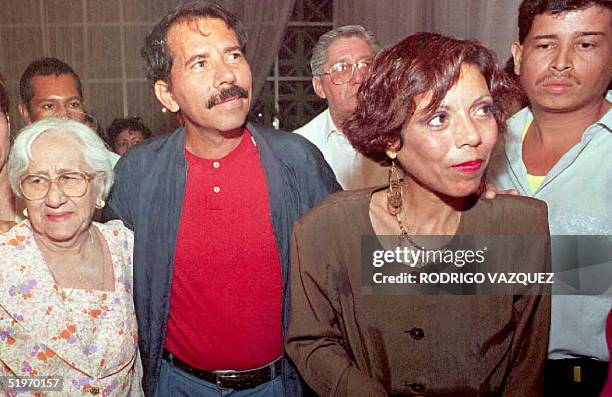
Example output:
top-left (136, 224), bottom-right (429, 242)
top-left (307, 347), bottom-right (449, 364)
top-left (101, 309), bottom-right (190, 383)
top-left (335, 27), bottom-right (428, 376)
top-left (481, 183), bottom-right (520, 199)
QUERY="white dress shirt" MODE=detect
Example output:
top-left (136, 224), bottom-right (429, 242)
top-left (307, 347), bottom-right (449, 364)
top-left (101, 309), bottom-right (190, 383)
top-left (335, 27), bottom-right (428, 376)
top-left (294, 108), bottom-right (388, 190)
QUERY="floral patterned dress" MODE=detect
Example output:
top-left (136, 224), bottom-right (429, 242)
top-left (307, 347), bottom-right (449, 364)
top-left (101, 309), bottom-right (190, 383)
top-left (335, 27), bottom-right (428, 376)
top-left (0, 220), bottom-right (143, 396)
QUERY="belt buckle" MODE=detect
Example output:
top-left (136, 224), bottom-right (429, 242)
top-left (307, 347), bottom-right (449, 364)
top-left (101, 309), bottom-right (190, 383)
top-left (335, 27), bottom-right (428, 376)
top-left (216, 372), bottom-right (239, 389)
top-left (573, 365), bottom-right (582, 383)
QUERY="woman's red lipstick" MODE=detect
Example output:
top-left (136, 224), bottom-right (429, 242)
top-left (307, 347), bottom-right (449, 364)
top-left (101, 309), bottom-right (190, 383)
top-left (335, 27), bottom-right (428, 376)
top-left (452, 160), bottom-right (483, 173)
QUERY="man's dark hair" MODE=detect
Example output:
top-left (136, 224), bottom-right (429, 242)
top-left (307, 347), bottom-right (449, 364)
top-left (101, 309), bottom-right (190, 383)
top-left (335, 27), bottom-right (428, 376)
top-left (518, 0), bottom-right (612, 43)
top-left (19, 57), bottom-right (83, 106)
top-left (142, 1), bottom-right (247, 86)
top-left (107, 116), bottom-right (152, 147)
top-left (503, 57), bottom-right (530, 109)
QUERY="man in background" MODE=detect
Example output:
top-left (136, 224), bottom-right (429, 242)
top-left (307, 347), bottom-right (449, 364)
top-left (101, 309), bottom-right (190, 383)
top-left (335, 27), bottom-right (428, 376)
top-left (488, 0), bottom-right (612, 395)
top-left (19, 57), bottom-right (86, 124)
top-left (18, 57), bottom-right (117, 166)
top-left (295, 25), bottom-right (388, 190)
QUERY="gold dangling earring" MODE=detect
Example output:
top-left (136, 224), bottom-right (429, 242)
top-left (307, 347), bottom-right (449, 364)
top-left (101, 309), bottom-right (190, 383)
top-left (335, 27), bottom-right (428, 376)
top-left (386, 160), bottom-right (403, 216)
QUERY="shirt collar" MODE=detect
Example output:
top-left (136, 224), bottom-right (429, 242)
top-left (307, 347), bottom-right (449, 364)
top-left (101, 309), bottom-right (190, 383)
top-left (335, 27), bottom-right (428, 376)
top-left (324, 108), bottom-right (343, 140)
top-left (595, 90), bottom-right (612, 132)
top-left (507, 90), bottom-right (612, 141)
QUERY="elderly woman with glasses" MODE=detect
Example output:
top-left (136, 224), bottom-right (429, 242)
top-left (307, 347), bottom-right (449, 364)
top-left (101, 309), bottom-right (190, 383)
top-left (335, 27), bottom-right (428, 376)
top-left (0, 118), bottom-right (143, 396)
top-left (287, 32), bottom-right (551, 396)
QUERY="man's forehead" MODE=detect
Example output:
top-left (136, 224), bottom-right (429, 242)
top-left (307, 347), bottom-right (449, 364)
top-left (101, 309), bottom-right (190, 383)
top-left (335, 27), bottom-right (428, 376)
top-left (167, 17), bottom-right (238, 48)
top-left (326, 36), bottom-right (373, 63)
top-left (530, 5), bottom-right (612, 34)
top-left (31, 74), bottom-right (80, 97)
top-left (120, 129), bottom-right (144, 137)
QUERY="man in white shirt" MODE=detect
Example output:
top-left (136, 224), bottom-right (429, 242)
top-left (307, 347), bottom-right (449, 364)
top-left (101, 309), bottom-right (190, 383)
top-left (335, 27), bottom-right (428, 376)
top-left (488, 1), bottom-right (612, 396)
top-left (294, 25), bottom-right (388, 190)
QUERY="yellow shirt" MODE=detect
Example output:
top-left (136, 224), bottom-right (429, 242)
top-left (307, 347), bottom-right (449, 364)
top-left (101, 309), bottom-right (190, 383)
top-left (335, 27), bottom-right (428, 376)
top-left (521, 119), bottom-right (545, 193)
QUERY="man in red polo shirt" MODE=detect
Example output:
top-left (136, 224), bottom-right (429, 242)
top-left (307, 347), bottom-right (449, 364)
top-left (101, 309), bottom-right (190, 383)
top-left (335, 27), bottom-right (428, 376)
top-left (106, 2), bottom-right (340, 396)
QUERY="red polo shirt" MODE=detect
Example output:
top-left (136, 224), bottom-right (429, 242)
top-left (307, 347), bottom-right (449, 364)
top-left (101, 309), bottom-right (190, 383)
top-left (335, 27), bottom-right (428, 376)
top-left (164, 130), bottom-right (282, 370)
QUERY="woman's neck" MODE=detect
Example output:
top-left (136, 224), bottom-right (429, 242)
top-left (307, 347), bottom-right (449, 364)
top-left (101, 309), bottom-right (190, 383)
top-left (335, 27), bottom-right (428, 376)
top-left (33, 227), bottom-right (92, 258)
top-left (400, 178), bottom-right (464, 236)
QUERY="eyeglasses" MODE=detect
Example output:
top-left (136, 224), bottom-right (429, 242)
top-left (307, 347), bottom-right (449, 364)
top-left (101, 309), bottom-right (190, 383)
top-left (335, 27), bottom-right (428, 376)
top-left (321, 59), bottom-right (372, 85)
top-left (20, 171), bottom-right (95, 201)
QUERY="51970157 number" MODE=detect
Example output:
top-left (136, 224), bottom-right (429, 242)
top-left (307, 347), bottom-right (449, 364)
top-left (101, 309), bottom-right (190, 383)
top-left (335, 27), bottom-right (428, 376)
top-left (0, 376), bottom-right (63, 392)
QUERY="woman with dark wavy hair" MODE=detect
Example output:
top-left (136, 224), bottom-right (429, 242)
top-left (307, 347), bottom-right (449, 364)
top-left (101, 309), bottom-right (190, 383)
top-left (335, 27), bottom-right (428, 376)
top-left (287, 32), bottom-right (551, 396)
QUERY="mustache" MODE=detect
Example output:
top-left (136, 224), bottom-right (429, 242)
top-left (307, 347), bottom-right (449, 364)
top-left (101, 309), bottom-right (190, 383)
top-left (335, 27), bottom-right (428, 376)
top-left (206, 85), bottom-right (249, 109)
top-left (536, 73), bottom-right (580, 86)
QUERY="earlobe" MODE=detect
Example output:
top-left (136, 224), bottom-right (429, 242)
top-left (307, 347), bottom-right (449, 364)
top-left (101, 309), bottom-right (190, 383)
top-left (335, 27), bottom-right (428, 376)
top-left (385, 140), bottom-right (401, 160)
top-left (511, 42), bottom-right (523, 76)
top-left (18, 102), bottom-right (32, 125)
top-left (312, 77), bottom-right (327, 99)
top-left (385, 139), bottom-right (402, 160)
top-left (93, 179), bottom-right (106, 209)
top-left (154, 80), bottom-right (180, 113)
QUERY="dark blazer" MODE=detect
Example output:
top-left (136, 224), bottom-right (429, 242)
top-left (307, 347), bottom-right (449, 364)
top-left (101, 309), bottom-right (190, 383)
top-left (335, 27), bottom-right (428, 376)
top-left (287, 188), bottom-right (551, 396)
top-left (105, 123), bottom-right (341, 395)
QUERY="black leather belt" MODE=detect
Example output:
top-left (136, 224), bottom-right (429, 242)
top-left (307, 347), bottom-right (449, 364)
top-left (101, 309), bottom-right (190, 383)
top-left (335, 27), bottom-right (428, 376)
top-left (546, 358), bottom-right (608, 383)
top-left (544, 358), bottom-right (608, 396)
top-left (162, 349), bottom-right (282, 390)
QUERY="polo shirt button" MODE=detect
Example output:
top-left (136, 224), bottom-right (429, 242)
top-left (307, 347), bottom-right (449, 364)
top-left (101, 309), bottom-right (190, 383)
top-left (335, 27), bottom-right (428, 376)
top-left (213, 186), bottom-right (220, 193)
top-left (213, 161), bottom-right (220, 168)
top-left (407, 328), bottom-right (424, 340)
top-left (409, 383), bottom-right (425, 393)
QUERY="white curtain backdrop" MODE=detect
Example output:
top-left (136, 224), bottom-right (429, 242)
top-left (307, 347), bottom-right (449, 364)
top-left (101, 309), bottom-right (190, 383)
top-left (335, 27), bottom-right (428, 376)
top-left (1, 0), bottom-right (522, 135)
top-left (0, 0), bottom-right (295, 135)
top-left (335, 0), bottom-right (522, 62)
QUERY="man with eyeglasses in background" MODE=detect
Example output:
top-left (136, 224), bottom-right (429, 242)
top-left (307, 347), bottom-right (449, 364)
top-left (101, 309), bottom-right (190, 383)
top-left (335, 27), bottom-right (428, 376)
top-left (294, 25), bottom-right (389, 190)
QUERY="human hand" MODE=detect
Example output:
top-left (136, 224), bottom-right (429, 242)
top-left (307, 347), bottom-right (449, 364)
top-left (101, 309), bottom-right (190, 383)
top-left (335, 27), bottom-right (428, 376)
top-left (481, 183), bottom-right (520, 199)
